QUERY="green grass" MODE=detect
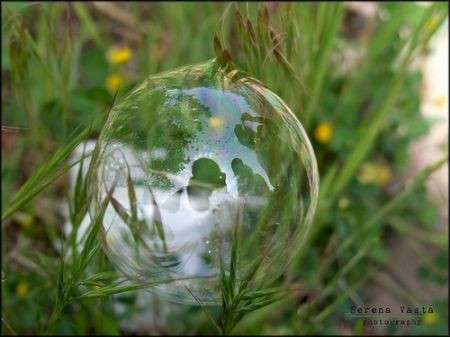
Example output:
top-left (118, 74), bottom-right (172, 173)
top-left (1, 2), bottom-right (448, 335)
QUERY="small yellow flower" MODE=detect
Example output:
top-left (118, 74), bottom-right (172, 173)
top-left (425, 15), bottom-right (439, 32)
top-left (357, 162), bottom-right (392, 186)
top-left (107, 46), bottom-right (133, 65)
top-left (423, 312), bottom-right (438, 325)
top-left (377, 165), bottom-right (392, 186)
top-left (358, 163), bottom-right (377, 184)
top-left (338, 197), bottom-right (350, 210)
top-left (432, 95), bottom-right (448, 109)
top-left (105, 73), bottom-right (125, 92)
top-left (209, 116), bottom-right (224, 130)
top-left (314, 122), bottom-right (333, 144)
top-left (16, 212), bottom-right (33, 229)
top-left (16, 281), bottom-right (29, 298)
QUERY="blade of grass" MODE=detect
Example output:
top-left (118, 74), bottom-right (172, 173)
top-left (317, 156), bottom-right (447, 277)
top-left (72, 2), bottom-right (105, 48)
top-left (303, 3), bottom-right (344, 128)
top-left (311, 275), bottom-right (368, 325)
top-left (329, 4), bottom-right (446, 201)
top-left (335, 155), bottom-right (448, 260)
top-left (185, 286), bottom-right (222, 334)
top-left (2, 125), bottom-right (91, 221)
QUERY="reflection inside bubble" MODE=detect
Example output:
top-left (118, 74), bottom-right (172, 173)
top-left (93, 60), bottom-right (319, 305)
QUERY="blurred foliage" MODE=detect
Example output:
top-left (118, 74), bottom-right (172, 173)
top-left (1, 1), bottom-right (448, 335)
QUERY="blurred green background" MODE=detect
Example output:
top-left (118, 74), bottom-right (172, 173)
top-left (1, 2), bottom-right (448, 335)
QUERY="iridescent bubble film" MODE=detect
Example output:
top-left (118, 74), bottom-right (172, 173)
top-left (91, 59), bottom-right (319, 305)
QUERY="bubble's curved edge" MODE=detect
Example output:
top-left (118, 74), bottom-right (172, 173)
top-left (239, 75), bottom-right (320, 220)
top-left (240, 78), bottom-right (320, 266)
top-left (91, 59), bottom-right (320, 303)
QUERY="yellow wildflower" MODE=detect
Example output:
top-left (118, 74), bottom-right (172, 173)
top-left (423, 312), bottom-right (438, 325)
top-left (338, 197), bottom-right (350, 210)
top-left (425, 15), bottom-right (439, 32)
top-left (16, 281), bottom-right (29, 298)
top-left (107, 46), bottom-right (133, 65)
top-left (358, 163), bottom-right (377, 184)
top-left (105, 73), bottom-right (125, 92)
top-left (209, 116), bottom-right (224, 130)
top-left (357, 162), bottom-right (392, 186)
top-left (314, 122), bottom-right (333, 144)
top-left (16, 212), bottom-right (33, 229)
top-left (377, 165), bottom-right (392, 186)
top-left (432, 95), bottom-right (447, 109)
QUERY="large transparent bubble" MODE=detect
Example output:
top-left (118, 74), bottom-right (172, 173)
top-left (91, 59), bottom-right (319, 305)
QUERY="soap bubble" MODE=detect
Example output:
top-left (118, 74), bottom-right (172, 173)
top-left (91, 59), bottom-right (319, 305)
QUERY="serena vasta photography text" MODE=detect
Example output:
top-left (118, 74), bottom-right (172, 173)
top-left (348, 304), bottom-right (437, 327)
